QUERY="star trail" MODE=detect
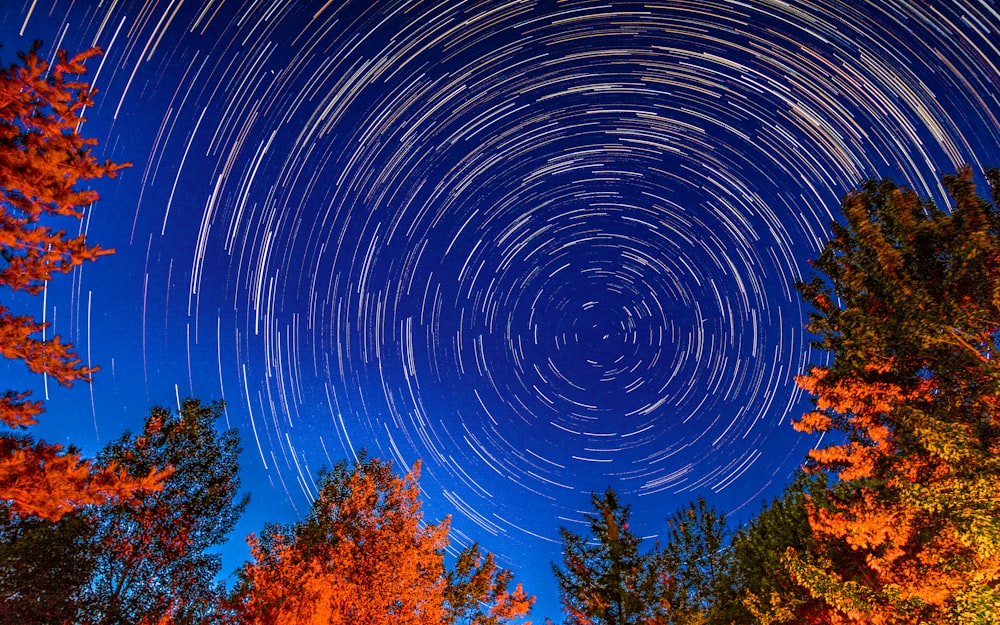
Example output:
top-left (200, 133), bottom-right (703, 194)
top-left (3, 0), bottom-right (999, 617)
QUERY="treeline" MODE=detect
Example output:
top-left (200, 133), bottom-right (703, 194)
top-left (1, 401), bottom-right (531, 624)
top-left (2, 43), bottom-right (999, 625)
top-left (548, 477), bottom-right (817, 625)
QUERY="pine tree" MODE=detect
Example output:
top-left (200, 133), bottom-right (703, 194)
top-left (0, 43), bottom-right (161, 520)
top-left (551, 488), bottom-right (670, 625)
top-left (786, 167), bottom-right (1000, 624)
top-left (659, 497), bottom-right (729, 625)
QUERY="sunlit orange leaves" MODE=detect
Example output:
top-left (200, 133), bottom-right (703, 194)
top-left (0, 437), bottom-right (162, 521)
top-left (793, 365), bottom-right (912, 482)
top-left (0, 45), bottom-right (124, 294)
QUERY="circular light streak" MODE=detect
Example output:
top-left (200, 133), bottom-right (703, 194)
top-left (5, 0), bottom-right (999, 612)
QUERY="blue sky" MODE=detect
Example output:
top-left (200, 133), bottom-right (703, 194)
top-left (3, 0), bottom-right (1000, 619)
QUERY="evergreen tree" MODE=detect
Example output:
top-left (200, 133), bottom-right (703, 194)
top-left (724, 473), bottom-right (827, 625)
top-left (786, 167), bottom-right (1000, 623)
top-left (659, 497), bottom-right (729, 625)
top-left (551, 488), bottom-right (670, 625)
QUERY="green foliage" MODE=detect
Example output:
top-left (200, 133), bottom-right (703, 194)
top-left (82, 398), bottom-right (248, 625)
top-left (791, 167), bottom-right (1000, 622)
top-left (551, 488), bottom-right (671, 625)
top-left (659, 497), bottom-right (729, 625)
top-left (800, 166), bottom-right (1000, 439)
top-left (724, 473), bottom-right (829, 625)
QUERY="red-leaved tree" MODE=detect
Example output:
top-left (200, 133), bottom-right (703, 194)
top-left (784, 169), bottom-right (1000, 624)
top-left (231, 455), bottom-right (533, 625)
top-left (0, 43), bottom-right (163, 520)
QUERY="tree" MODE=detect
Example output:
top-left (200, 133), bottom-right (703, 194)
top-left (444, 542), bottom-right (537, 624)
top-left (231, 454), bottom-right (533, 625)
top-left (659, 497), bottom-right (729, 625)
top-left (0, 501), bottom-right (95, 625)
top-left (723, 473), bottom-right (828, 625)
top-left (0, 42), bottom-right (161, 520)
top-left (551, 488), bottom-right (671, 625)
top-left (786, 167), bottom-right (1000, 624)
top-left (80, 398), bottom-right (248, 625)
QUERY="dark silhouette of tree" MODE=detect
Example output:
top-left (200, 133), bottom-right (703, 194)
top-left (551, 488), bottom-right (671, 625)
top-left (0, 501), bottom-right (95, 625)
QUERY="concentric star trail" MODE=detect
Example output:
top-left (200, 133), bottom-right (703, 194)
top-left (3, 0), bottom-right (998, 615)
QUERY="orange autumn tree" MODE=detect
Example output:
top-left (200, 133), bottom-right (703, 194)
top-left (784, 167), bottom-right (1000, 624)
top-left (232, 454), bottom-right (533, 625)
top-left (0, 43), bottom-right (161, 520)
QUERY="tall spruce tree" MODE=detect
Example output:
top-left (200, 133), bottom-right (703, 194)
top-left (786, 167), bottom-right (1000, 624)
top-left (659, 497), bottom-right (729, 625)
top-left (551, 489), bottom-right (670, 625)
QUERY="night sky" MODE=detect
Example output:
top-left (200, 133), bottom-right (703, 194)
top-left (3, 0), bottom-right (1000, 619)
